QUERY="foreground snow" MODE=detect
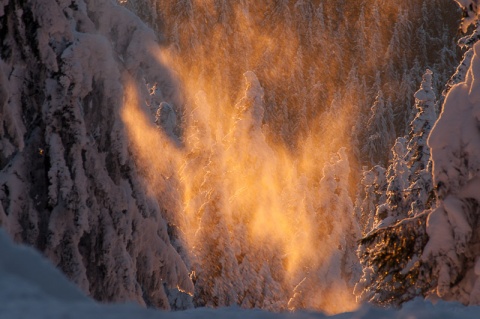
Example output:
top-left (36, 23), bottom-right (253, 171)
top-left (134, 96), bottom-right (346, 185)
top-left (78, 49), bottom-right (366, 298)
top-left (4, 301), bottom-right (480, 319)
top-left (1, 230), bottom-right (479, 319)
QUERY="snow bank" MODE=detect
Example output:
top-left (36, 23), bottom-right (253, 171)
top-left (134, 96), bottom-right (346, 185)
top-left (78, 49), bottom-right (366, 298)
top-left (3, 211), bottom-right (480, 319)
top-left (0, 230), bottom-right (88, 303)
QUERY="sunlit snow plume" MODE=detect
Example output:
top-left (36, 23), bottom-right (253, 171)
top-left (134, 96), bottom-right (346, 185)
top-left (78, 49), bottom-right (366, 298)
top-left (120, 3), bottom-right (361, 315)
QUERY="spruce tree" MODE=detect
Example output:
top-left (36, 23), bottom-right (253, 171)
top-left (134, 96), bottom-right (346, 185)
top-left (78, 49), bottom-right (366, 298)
top-left (422, 0), bottom-right (480, 305)
top-left (356, 165), bottom-right (388, 234)
top-left (383, 137), bottom-right (410, 223)
top-left (362, 91), bottom-right (396, 166)
top-left (289, 148), bottom-right (359, 313)
top-left (356, 71), bottom-right (438, 306)
top-left (405, 69), bottom-right (437, 216)
top-left (192, 185), bottom-right (241, 307)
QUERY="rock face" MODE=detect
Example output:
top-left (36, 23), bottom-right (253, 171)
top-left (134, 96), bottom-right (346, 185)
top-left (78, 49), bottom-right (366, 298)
top-left (0, 0), bottom-right (192, 310)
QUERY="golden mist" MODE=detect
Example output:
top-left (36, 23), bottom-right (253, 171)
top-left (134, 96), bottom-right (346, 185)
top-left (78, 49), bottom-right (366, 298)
top-left (121, 3), bottom-right (363, 314)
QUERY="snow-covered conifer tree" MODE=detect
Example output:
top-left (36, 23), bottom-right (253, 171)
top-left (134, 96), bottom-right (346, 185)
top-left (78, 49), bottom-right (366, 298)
top-left (421, 0), bottom-right (480, 305)
top-left (289, 148), bottom-right (360, 312)
top-left (355, 208), bottom-right (431, 306)
top-left (356, 134), bottom-right (431, 306)
top-left (192, 184), bottom-right (241, 308)
top-left (362, 91), bottom-right (396, 166)
top-left (356, 165), bottom-right (388, 234)
top-left (0, 0), bottom-right (193, 310)
top-left (405, 69), bottom-right (437, 216)
top-left (379, 137), bottom-right (410, 226)
top-left (406, 70), bottom-right (436, 172)
top-left (357, 4), bottom-right (479, 307)
top-left (445, 1), bottom-right (480, 91)
top-left (356, 71), bottom-right (438, 306)
top-left (155, 102), bottom-right (178, 139)
top-left (228, 71), bottom-right (288, 310)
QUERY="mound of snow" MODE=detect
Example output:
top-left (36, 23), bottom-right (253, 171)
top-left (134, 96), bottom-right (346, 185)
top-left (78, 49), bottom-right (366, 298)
top-left (0, 230), bottom-right (89, 304)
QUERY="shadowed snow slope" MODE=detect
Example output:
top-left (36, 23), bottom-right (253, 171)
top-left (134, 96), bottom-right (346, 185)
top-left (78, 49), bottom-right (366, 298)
top-left (0, 229), bottom-right (89, 305)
